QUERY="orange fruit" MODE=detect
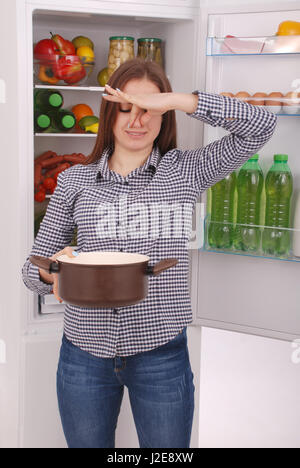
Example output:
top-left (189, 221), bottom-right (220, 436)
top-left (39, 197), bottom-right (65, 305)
top-left (71, 104), bottom-right (94, 123)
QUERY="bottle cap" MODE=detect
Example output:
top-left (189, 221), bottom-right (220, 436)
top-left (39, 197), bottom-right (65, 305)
top-left (249, 154), bottom-right (259, 161)
top-left (37, 114), bottom-right (50, 129)
top-left (49, 93), bottom-right (63, 108)
top-left (62, 115), bottom-right (75, 129)
top-left (274, 154), bottom-right (288, 162)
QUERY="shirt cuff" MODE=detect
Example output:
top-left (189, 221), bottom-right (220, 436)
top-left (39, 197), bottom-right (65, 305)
top-left (187, 90), bottom-right (254, 127)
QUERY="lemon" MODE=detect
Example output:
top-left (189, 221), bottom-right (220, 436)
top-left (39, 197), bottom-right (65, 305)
top-left (76, 46), bottom-right (95, 64)
top-left (86, 123), bottom-right (99, 134)
top-left (97, 67), bottom-right (109, 87)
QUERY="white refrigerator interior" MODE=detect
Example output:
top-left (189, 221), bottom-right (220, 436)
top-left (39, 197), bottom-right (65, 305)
top-left (0, 0), bottom-right (299, 448)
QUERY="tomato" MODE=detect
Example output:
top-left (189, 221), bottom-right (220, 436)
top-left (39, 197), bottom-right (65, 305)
top-left (43, 177), bottom-right (56, 191)
top-left (34, 39), bottom-right (59, 64)
top-left (34, 190), bottom-right (46, 203)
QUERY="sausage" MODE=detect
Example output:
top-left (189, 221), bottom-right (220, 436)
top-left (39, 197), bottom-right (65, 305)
top-left (34, 164), bottom-right (42, 189)
top-left (63, 154), bottom-right (86, 164)
top-left (34, 151), bottom-right (57, 166)
top-left (41, 156), bottom-right (64, 168)
top-left (44, 163), bottom-right (71, 178)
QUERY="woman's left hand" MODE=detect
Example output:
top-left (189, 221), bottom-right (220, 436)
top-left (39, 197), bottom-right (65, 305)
top-left (103, 84), bottom-right (175, 127)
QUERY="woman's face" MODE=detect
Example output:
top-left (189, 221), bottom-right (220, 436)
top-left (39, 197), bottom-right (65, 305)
top-left (112, 78), bottom-right (162, 154)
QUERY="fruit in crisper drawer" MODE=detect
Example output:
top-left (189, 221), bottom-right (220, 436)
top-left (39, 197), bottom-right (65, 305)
top-left (235, 91), bottom-right (251, 101)
top-left (76, 46), bottom-right (95, 64)
top-left (276, 20), bottom-right (300, 36)
top-left (78, 115), bottom-right (99, 133)
top-left (249, 92), bottom-right (267, 106)
top-left (97, 68), bottom-right (109, 87)
top-left (72, 36), bottom-right (94, 51)
top-left (266, 92), bottom-right (283, 106)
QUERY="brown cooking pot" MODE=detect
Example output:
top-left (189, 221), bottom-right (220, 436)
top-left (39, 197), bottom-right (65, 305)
top-left (30, 251), bottom-right (178, 308)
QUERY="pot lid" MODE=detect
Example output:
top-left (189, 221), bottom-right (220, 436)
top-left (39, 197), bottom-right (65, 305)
top-left (57, 251), bottom-right (150, 265)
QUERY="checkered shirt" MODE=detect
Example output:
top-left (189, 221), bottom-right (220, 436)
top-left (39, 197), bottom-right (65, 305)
top-left (22, 91), bottom-right (277, 357)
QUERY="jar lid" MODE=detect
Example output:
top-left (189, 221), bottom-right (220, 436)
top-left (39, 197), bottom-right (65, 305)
top-left (49, 93), bottom-right (63, 108)
top-left (138, 38), bottom-right (162, 43)
top-left (274, 154), bottom-right (288, 162)
top-left (62, 115), bottom-right (75, 129)
top-left (109, 36), bottom-right (135, 41)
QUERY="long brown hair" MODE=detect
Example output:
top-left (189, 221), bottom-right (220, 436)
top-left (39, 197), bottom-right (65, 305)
top-left (83, 58), bottom-right (177, 165)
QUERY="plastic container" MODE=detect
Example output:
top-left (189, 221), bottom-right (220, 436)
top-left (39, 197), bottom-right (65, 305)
top-left (234, 154), bottom-right (264, 251)
top-left (34, 54), bottom-right (94, 86)
top-left (262, 154), bottom-right (293, 256)
top-left (107, 37), bottom-right (135, 78)
top-left (208, 172), bottom-right (236, 249)
top-left (137, 38), bottom-right (163, 67)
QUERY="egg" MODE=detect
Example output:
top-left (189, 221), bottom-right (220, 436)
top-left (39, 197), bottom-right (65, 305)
top-left (249, 92), bottom-right (267, 106)
top-left (266, 92), bottom-right (283, 106)
top-left (235, 91), bottom-right (251, 102)
top-left (283, 91), bottom-right (298, 106)
top-left (220, 92), bottom-right (234, 97)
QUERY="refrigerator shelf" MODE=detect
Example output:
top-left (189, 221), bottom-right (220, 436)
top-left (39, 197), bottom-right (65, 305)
top-left (34, 133), bottom-right (97, 138)
top-left (34, 85), bottom-right (105, 92)
top-left (202, 216), bottom-right (300, 263)
top-left (207, 35), bottom-right (300, 56)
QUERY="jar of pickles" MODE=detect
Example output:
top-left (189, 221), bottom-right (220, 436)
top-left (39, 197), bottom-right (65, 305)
top-left (137, 38), bottom-right (163, 67)
top-left (107, 36), bottom-right (135, 78)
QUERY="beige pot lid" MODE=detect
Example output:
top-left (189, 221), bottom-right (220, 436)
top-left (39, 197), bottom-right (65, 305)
top-left (57, 251), bottom-right (150, 265)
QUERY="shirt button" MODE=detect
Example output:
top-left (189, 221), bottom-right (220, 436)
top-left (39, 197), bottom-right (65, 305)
top-left (124, 181), bottom-right (129, 186)
top-left (120, 248), bottom-right (123, 252)
top-left (206, 109), bottom-right (212, 117)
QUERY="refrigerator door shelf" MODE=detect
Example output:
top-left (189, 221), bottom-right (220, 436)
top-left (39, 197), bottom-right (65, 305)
top-left (39, 294), bottom-right (65, 315)
top-left (207, 35), bottom-right (300, 56)
top-left (202, 216), bottom-right (300, 263)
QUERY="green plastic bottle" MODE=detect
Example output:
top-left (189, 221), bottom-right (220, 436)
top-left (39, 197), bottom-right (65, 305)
top-left (262, 154), bottom-right (293, 256)
top-left (208, 172), bottom-right (236, 249)
top-left (234, 154), bottom-right (264, 251)
top-left (34, 89), bottom-right (63, 112)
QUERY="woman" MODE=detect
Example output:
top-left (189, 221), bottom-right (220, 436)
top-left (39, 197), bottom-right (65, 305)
top-left (22, 59), bottom-right (277, 448)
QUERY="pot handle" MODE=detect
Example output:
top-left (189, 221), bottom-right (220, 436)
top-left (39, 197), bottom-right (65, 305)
top-left (146, 258), bottom-right (178, 277)
top-left (29, 255), bottom-right (60, 274)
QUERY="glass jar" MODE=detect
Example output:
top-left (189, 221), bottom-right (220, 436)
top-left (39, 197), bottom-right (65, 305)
top-left (107, 36), bottom-right (135, 78)
top-left (137, 38), bottom-right (163, 67)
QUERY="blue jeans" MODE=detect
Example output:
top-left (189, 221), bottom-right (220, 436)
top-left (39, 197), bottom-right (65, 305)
top-left (56, 328), bottom-right (195, 448)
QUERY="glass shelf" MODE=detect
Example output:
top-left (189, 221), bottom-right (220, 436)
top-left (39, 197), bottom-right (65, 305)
top-left (207, 35), bottom-right (300, 56)
top-left (34, 133), bottom-right (97, 137)
top-left (34, 84), bottom-right (105, 92)
top-left (201, 216), bottom-right (300, 263)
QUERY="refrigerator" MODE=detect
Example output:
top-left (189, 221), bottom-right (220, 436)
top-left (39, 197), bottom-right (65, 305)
top-left (0, 0), bottom-right (299, 448)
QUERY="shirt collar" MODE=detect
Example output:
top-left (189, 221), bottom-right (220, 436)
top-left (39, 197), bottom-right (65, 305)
top-left (95, 146), bottom-right (161, 181)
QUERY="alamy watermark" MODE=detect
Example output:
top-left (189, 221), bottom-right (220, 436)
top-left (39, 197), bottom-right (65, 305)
top-left (93, 196), bottom-right (204, 249)
top-left (0, 339), bottom-right (6, 364)
top-left (291, 339), bottom-right (300, 365)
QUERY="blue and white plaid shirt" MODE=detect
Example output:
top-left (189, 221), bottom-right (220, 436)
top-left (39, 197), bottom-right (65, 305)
top-left (22, 91), bottom-right (277, 357)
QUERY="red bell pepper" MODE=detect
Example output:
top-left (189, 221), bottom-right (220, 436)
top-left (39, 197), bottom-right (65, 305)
top-left (52, 55), bottom-right (86, 83)
top-left (63, 66), bottom-right (86, 84)
top-left (51, 33), bottom-right (76, 55)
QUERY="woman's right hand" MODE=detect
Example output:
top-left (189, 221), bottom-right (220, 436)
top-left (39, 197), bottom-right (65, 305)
top-left (39, 246), bottom-right (78, 303)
